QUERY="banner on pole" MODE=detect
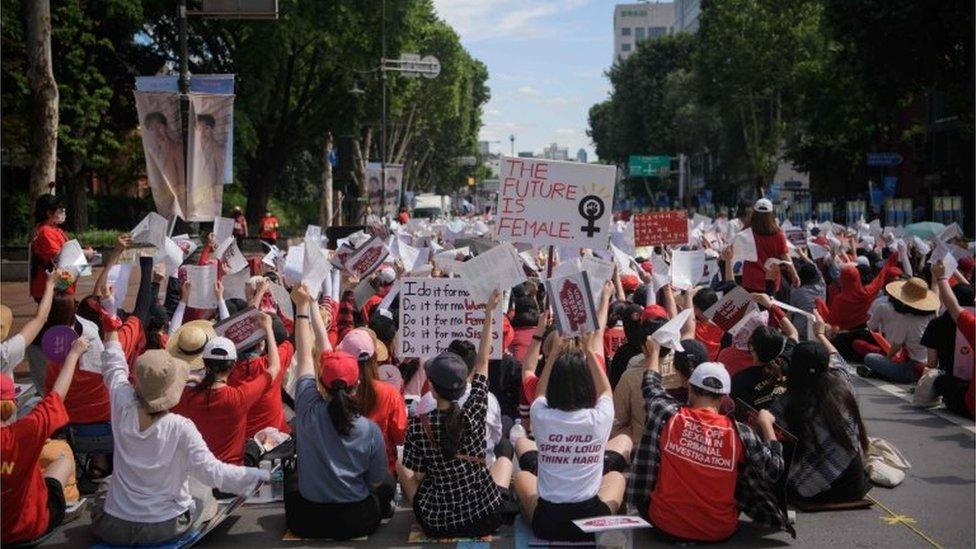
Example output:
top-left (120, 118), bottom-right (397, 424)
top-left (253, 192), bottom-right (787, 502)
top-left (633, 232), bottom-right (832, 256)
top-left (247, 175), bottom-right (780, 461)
top-left (134, 91), bottom-right (186, 218)
top-left (187, 93), bottom-right (235, 221)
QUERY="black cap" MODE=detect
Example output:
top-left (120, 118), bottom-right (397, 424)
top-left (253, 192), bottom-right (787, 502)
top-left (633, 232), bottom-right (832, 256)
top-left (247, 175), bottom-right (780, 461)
top-left (674, 339), bottom-right (709, 378)
top-left (424, 352), bottom-right (468, 401)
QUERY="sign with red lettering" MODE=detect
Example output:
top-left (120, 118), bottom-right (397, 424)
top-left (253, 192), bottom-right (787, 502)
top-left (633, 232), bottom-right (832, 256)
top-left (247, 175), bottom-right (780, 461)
top-left (397, 278), bottom-right (503, 360)
top-left (214, 306), bottom-right (266, 351)
top-left (703, 286), bottom-right (757, 333)
top-left (633, 210), bottom-right (688, 247)
top-left (495, 157), bottom-right (617, 249)
top-left (342, 236), bottom-right (389, 279)
top-left (545, 270), bottom-right (598, 337)
top-left (573, 515), bottom-right (651, 533)
top-left (784, 228), bottom-right (807, 248)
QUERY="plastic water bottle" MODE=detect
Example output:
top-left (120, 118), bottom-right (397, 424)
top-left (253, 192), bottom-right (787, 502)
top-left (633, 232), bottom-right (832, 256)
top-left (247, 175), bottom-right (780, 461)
top-left (258, 460), bottom-right (272, 500)
top-left (271, 459), bottom-right (284, 500)
top-left (509, 419), bottom-right (527, 445)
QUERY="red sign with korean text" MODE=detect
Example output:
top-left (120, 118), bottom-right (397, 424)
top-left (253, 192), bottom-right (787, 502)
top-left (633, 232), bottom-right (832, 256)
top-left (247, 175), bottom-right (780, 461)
top-left (633, 210), bottom-right (689, 247)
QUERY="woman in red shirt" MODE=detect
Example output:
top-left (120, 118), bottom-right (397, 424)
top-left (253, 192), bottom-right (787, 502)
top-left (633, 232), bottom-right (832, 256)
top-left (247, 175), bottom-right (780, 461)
top-left (30, 194), bottom-right (93, 301)
top-left (173, 317), bottom-right (280, 467)
top-left (740, 198), bottom-right (797, 294)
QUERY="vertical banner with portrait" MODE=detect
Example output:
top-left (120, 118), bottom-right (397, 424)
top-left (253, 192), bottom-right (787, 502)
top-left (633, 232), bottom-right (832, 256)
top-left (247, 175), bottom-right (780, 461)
top-left (187, 93), bottom-right (235, 221)
top-left (135, 91), bottom-right (186, 219)
top-left (365, 162), bottom-right (403, 214)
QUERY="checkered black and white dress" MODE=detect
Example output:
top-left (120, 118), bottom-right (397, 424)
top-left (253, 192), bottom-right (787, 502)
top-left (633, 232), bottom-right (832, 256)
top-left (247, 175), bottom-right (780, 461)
top-left (403, 374), bottom-right (503, 533)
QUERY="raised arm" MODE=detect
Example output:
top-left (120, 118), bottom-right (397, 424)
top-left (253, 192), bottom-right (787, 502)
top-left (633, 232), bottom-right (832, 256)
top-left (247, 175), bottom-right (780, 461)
top-left (93, 234), bottom-right (132, 298)
top-left (310, 299), bottom-right (333, 356)
top-left (475, 290), bottom-right (502, 378)
top-left (812, 310), bottom-right (839, 356)
top-left (51, 336), bottom-right (89, 399)
top-left (260, 313), bottom-right (281, 381)
top-left (291, 284), bottom-right (315, 380)
top-left (522, 308), bottom-right (549, 378)
top-left (933, 261), bottom-right (963, 320)
top-left (582, 330), bottom-right (611, 398)
top-left (17, 269), bottom-right (60, 348)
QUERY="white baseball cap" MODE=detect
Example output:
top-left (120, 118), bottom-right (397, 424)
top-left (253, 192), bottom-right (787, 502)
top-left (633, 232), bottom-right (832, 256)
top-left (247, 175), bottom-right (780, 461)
top-left (202, 336), bottom-right (238, 362)
top-left (376, 266), bottom-right (396, 285)
top-left (688, 362), bottom-right (731, 395)
top-left (754, 198), bottom-right (773, 213)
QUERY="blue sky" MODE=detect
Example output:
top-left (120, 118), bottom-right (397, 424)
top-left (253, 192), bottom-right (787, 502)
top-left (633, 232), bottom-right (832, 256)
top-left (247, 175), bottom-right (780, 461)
top-left (432, 0), bottom-right (615, 160)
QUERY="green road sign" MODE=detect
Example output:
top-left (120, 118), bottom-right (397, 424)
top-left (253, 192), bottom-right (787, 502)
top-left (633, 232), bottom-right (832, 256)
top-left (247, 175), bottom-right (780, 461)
top-left (628, 155), bottom-right (670, 177)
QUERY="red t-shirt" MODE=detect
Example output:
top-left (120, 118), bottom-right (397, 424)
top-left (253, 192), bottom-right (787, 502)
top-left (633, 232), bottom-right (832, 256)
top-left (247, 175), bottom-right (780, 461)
top-left (172, 371), bottom-right (272, 465)
top-left (1, 393), bottom-right (70, 544)
top-left (603, 325), bottom-right (627, 362)
top-left (232, 215), bottom-right (247, 237)
top-left (30, 224), bottom-right (70, 299)
top-left (259, 216), bottom-right (279, 240)
top-left (365, 380), bottom-right (407, 473)
top-left (509, 327), bottom-right (536, 364)
top-left (741, 231), bottom-right (789, 293)
top-left (649, 407), bottom-right (744, 542)
top-left (959, 311), bottom-right (976, 416)
top-left (717, 346), bottom-right (755, 378)
top-left (361, 286), bottom-right (390, 323)
top-left (228, 341), bottom-right (294, 438)
top-left (695, 321), bottom-right (724, 361)
top-left (44, 317), bottom-right (143, 425)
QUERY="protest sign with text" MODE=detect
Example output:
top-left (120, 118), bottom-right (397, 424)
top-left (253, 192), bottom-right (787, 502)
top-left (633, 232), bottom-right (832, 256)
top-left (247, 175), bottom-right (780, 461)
top-left (342, 236), bottom-right (389, 279)
top-left (633, 210), bottom-right (689, 247)
top-left (545, 270), bottom-right (599, 337)
top-left (704, 286), bottom-right (757, 333)
top-left (495, 157), bottom-right (616, 249)
top-left (214, 307), bottom-right (266, 352)
top-left (397, 278), bottom-right (503, 360)
top-left (454, 242), bottom-right (527, 303)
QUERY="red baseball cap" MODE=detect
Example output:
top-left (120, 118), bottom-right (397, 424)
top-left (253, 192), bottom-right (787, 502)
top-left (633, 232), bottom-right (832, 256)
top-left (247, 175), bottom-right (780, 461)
top-left (0, 374), bottom-right (15, 400)
top-left (641, 304), bottom-right (668, 322)
top-left (318, 351), bottom-right (360, 389)
top-left (620, 274), bottom-right (640, 293)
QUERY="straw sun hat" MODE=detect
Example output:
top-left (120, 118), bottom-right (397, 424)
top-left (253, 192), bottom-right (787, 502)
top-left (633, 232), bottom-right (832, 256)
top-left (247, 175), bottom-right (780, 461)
top-left (885, 277), bottom-right (940, 312)
top-left (166, 320), bottom-right (217, 371)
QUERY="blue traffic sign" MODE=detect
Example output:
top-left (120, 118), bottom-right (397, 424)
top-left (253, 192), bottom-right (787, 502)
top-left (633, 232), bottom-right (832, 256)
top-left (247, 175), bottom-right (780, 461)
top-left (867, 152), bottom-right (903, 167)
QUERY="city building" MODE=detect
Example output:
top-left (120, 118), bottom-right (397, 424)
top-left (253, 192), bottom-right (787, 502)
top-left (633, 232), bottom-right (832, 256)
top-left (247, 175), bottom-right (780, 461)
top-left (673, 0), bottom-right (701, 33)
top-left (477, 140), bottom-right (491, 155)
top-left (517, 151), bottom-right (535, 158)
top-left (613, 2), bottom-right (674, 63)
top-left (576, 148), bottom-right (588, 164)
top-left (543, 142), bottom-right (570, 161)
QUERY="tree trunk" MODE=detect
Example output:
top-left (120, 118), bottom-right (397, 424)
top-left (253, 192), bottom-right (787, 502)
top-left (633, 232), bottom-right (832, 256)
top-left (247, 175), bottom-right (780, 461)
top-left (244, 159), bottom-right (273, 228)
top-left (321, 132), bottom-right (334, 228)
top-left (25, 0), bottom-right (59, 199)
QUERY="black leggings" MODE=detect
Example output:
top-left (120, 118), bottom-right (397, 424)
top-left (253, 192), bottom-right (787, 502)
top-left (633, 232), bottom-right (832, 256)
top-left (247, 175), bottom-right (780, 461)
top-left (284, 474), bottom-right (395, 540)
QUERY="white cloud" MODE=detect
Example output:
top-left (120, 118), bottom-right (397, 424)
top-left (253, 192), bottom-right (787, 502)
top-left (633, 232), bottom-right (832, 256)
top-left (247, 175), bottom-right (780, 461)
top-left (433, 0), bottom-right (592, 42)
top-left (485, 108), bottom-right (503, 117)
top-left (517, 85), bottom-right (542, 96)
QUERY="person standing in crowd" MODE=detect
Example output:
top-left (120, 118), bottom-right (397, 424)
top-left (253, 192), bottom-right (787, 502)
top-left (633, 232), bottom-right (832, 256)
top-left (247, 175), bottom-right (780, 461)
top-left (398, 291), bottom-right (513, 539)
top-left (1, 336), bottom-right (87, 545)
top-left (231, 206), bottom-right (248, 250)
top-left (90, 306), bottom-right (267, 546)
top-left (285, 285), bottom-right (395, 540)
top-left (30, 194), bottom-right (94, 302)
top-left (629, 337), bottom-right (792, 543)
top-left (772, 314), bottom-right (872, 505)
top-left (740, 198), bottom-right (798, 294)
top-left (861, 277), bottom-right (939, 382)
top-left (259, 210), bottom-right (279, 248)
top-left (397, 206), bottom-right (410, 225)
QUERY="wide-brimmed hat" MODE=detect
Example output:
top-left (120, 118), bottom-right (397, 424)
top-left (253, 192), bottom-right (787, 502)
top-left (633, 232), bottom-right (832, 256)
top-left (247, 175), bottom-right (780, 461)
top-left (166, 320), bottom-right (216, 370)
top-left (364, 328), bottom-right (390, 363)
top-left (885, 277), bottom-right (940, 312)
top-left (136, 350), bottom-right (190, 413)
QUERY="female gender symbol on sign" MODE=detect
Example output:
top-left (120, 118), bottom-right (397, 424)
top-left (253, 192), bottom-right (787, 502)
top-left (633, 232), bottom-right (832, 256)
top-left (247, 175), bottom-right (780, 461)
top-left (579, 195), bottom-right (605, 237)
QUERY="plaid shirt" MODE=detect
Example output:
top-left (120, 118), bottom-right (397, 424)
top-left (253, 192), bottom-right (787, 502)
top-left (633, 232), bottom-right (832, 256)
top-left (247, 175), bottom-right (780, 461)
top-left (627, 371), bottom-right (796, 538)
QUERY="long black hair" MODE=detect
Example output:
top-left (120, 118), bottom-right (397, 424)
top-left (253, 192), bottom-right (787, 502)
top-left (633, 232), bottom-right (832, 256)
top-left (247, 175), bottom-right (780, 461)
top-left (439, 400), bottom-right (464, 460)
top-left (195, 358), bottom-right (235, 407)
top-left (785, 341), bottom-right (869, 457)
top-left (546, 349), bottom-right (597, 412)
top-left (327, 380), bottom-right (361, 437)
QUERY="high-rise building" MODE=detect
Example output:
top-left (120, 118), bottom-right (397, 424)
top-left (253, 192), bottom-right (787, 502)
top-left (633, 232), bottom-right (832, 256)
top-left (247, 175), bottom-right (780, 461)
top-left (477, 140), bottom-right (491, 155)
top-left (613, 2), bottom-right (675, 63)
top-left (576, 148), bottom-right (588, 164)
top-left (543, 143), bottom-right (570, 161)
top-left (517, 151), bottom-right (535, 158)
top-left (673, 0), bottom-right (701, 33)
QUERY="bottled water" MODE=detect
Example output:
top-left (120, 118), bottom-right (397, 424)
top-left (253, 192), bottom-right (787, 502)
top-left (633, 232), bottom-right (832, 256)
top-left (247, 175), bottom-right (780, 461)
top-left (509, 419), bottom-right (527, 445)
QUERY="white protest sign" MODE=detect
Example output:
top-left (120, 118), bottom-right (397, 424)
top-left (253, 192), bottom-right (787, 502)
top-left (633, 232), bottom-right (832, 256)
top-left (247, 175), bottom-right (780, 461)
top-left (283, 244), bottom-right (304, 287)
top-left (581, 255), bottom-right (615, 303)
top-left (454, 242), bottom-right (527, 303)
top-left (699, 258), bottom-right (719, 285)
top-left (214, 307), bottom-right (266, 352)
top-left (572, 515), bottom-right (651, 534)
top-left (57, 240), bottom-right (91, 277)
top-left (269, 283), bottom-right (294, 320)
top-left (131, 212), bottom-right (169, 247)
top-left (937, 222), bottom-right (963, 243)
top-left (154, 237), bottom-right (185, 277)
top-left (212, 216), bottom-right (235, 246)
top-left (651, 308), bottom-right (693, 351)
top-left (215, 237), bottom-right (248, 274)
top-left (222, 268), bottom-right (250, 301)
top-left (954, 307), bottom-right (975, 381)
top-left (397, 278), bottom-right (503, 359)
top-left (330, 269), bottom-right (341, 301)
top-left (771, 298), bottom-right (817, 340)
top-left (343, 236), bottom-right (389, 279)
top-left (732, 228), bottom-right (758, 264)
top-left (670, 250), bottom-right (706, 290)
top-left (302, 238), bottom-right (331, 300)
top-left (550, 258), bottom-right (582, 280)
top-left (185, 264), bottom-right (218, 309)
top-left (545, 270), bottom-right (599, 337)
top-left (172, 234), bottom-right (199, 259)
top-left (704, 285), bottom-right (757, 333)
top-left (929, 242), bottom-right (958, 279)
top-left (107, 263), bottom-right (134, 309)
top-left (495, 157), bottom-right (616, 249)
top-left (808, 241), bottom-right (830, 261)
top-left (305, 225), bottom-right (323, 243)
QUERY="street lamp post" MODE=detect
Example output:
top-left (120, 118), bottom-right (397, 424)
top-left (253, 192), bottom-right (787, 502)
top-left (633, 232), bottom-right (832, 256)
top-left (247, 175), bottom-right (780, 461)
top-left (380, 0), bottom-right (388, 218)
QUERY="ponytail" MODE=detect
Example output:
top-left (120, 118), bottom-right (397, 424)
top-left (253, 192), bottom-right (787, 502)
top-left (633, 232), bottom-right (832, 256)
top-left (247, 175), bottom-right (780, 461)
top-left (327, 381), bottom-right (361, 436)
top-left (439, 401), bottom-right (464, 460)
top-left (196, 358), bottom-right (234, 407)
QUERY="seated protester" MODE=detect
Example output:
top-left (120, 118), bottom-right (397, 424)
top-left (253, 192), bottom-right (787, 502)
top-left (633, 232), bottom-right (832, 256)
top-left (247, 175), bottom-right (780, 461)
top-left (691, 287), bottom-right (723, 360)
top-left (790, 256), bottom-right (827, 339)
top-left (608, 303), bottom-right (657, 388)
top-left (730, 293), bottom-right (798, 413)
top-left (90, 305), bottom-right (267, 547)
top-left (338, 328), bottom-right (407, 475)
top-left (172, 324), bottom-right (280, 467)
top-left (717, 311), bottom-right (768, 377)
top-left (934, 262), bottom-right (976, 416)
top-left (285, 285), bottom-right (394, 540)
top-left (417, 340), bottom-right (505, 466)
top-left (508, 296), bottom-right (540, 364)
top-left (603, 301), bottom-right (629, 362)
top-left (771, 318), bottom-right (871, 504)
top-left (652, 339), bottom-right (711, 406)
top-left (2, 267), bottom-right (57, 377)
top-left (227, 314), bottom-right (294, 438)
top-left (1, 337), bottom-right (87, 545)
top-left (612, 320), bottom-right (673, 443)
top-left (628, 337), bottom-right (792, 543)
top-left (361, 266), bottom-right (397, 323)
top-left (399, 292), bottom-right (513, 539)
top-left (922, 283), bottom-right (975, 417)
top-left (861, 277), bottom-right (939, 383)
top-left (514, 282), bottom-right (633, 543)
top-left (368, 313), bottom-right (398, 366)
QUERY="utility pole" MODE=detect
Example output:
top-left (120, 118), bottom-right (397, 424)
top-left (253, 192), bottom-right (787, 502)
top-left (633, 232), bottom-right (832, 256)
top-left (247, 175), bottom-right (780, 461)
top-left (380, 0), bottom-right (388, 219)
top-left (509, 134), bottom-right (515, 156)
top-left (178, 0), bottom-right (190, 145)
